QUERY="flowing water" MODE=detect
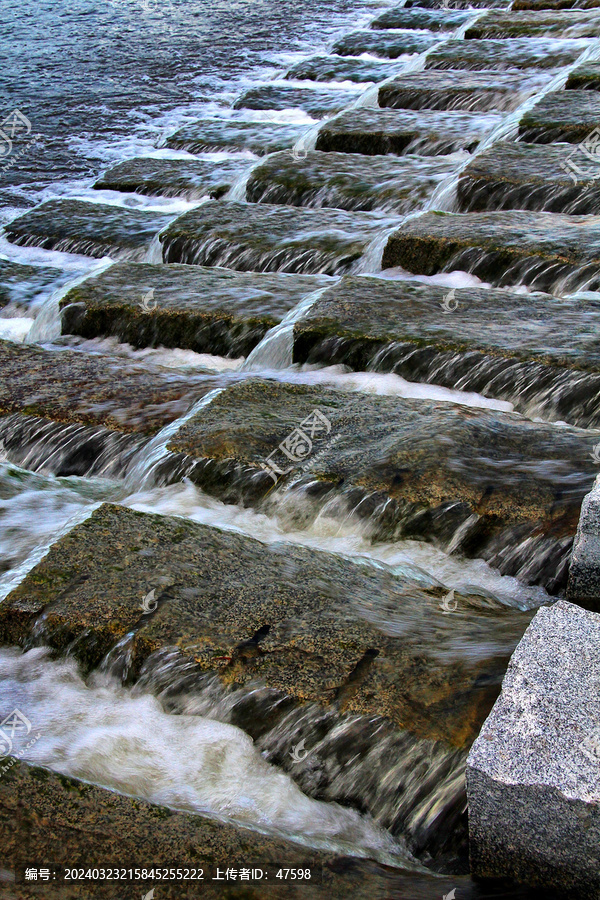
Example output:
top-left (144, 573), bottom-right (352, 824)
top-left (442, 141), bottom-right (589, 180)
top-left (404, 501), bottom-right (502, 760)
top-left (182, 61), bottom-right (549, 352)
top-left (0, 0), bottom-right (598, 896)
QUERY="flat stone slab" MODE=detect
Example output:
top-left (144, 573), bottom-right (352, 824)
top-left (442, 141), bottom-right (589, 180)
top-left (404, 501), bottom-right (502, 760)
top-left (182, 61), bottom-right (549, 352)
top-left (566, 60), bottom-right (600, 89)
top-left (382, 210), bottom-right (600, 293)
top-left (467, 600), bottom-right (600, 896)
top-left (0, 502), bottom-right (531, 749)
top-left (233, 85), bottom-right (359, 118)
top-left (370, 7), bottom-right (471, 29)
top-left (465, 9), bottom-right (600, 39)
top-left (315, 108), bottom-right (499, 156)
top-left (0, 259), bottom-right (73, 310)
top-left (167, 379), bottom-right (596, 591)
top-left (245, 150), bottom-right (452, 213)
top-left (567, 476), bottom-right (600, 611)
top-left (4, 200), bottom-right (173, 261)
top-left (292, 274), bottom-right (600, 427)
top-left (425, 37), bottom-right (589, 70)
top-left (520, 90), bottom-right (600, 143)
top-left (405, 0), bottom-right (508, 6)
top-left (94, 156), bottom-right (247, 200)
top-left (60, 261), bottom-right (329, 358)
top-left (285, 55), bottom-right (406, 84)
top-left (515, 0), bottom-right (600, 8)
top-left (165, 118), bottom-right (308, 156)
top-left (378, 71), bottom-right (549, 113)
top-left (457, 141), bottom-right (600, 214)
top-left (160, 200), bottom-right (387, 275)
top-left (332, 30), bottom-right (437, 59)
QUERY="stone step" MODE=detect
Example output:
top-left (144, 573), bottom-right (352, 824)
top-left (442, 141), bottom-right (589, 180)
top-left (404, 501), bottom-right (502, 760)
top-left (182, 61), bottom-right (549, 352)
top-left (465, 9), bottom-right (600, 39)
top-left (519, 90), bottom-right (600, 143)
top-left (165, 118), bottom-right (308, 156)
top-left (60, 262), bottom-right (330, 358)
top-left (284, 55), bottom-right (407, 84)
top-left (382, 210), bottom-right (600, 293)
top-left (514, 0), bottom-right (600, 8)
top-left (159, 201), bottom-right (388, 275)
top-left (405, 0), bottom-right (508, 6)
top-left (566, 60), bottom-right (600, 88)
top-left (378, 70), bottom-right (550, 113)
top-left (370, 7), bottom-right (472, 29)
top-left (315, 108), bottom-right (500, 156)
top-left (425, 37), bottom-right (589, 70)
top-left (0, 259), bottom-right (74, 310)
top-left (457, 141), bottom-right (600, 214)
top-left (332, 30), bottom-right (438, 59)
top-left (245, 150), bottom-right (453, 213)
top-left (4, 200), bottom-right (173, 260)
top-left (0, 502), bottom-right (532, 751)
top-left (233, 85), bottom-right (359, 118)
top-left (467, 601), bottom-right (600, 897)
top-left (94, 156), bottom-right (248, 200)
top-left (292, 274), bottom-right (600, 428)
top-left (164, 379), bottom-right (596, 591)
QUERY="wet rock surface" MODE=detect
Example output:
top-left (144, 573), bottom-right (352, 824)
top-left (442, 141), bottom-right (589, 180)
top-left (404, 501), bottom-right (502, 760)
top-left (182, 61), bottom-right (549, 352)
top-left (284, 55), bottom-right (407, 84)
top-left (332, 30), bottom-right (437, 59)
top-left (233, 85), bottom-right (359, 118)
top-left (60, 261), bottom-right (329, 357)
top-left (425, 37), bottom-right (589, 69)
top-left (165, 118), bottom-right (307, 156)
top-left (457, 141), bottom-right (600, 214)
top-left (4, 200), bottom-right (174, 260)
top-left (94, 156), bottom-right (246, 200)
top-left (315, 108), bottom-right (499, 156)
top-left (567, 60), bottom-right (600, 88)
top-left (370, 7), bottom-right (471, 30)
top-left (465, 9), bottom-right (600, 39)
top-left (519, 90), bottom-right (600, 143)
top-left (245, 150), bottom-right (452, 213)
top-left (467, 600), bottom-right (600, 897)
top-left (378, 71), bottom-right (549, 113)
top-left (160, 200), bottom-right (388, 275)
top-left (382, 210), bottom-right (600, 292)
top-left (0, 259), bottom-right (74, 310)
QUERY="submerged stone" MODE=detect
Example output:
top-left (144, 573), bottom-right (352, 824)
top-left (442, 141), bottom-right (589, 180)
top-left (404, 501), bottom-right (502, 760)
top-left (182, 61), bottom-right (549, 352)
top-left (233, 85), bottom-right (358, 118)
top-left (245, 150), bottom-right (452, 213)
top-left (382, 210), bottom-right (600, 293)
top-left (0, 259), bottom-right (73, 310)
top-left (467, 600), bottom-right (600, 897)
top-left (60, 261), bottom-right (329, 358)
top-left (520, 90), bottom-right (600, 143)
top-left (370, 7), bottom-right (471, 29)
top-left (165, 118), bottom-right (307, 156)
top-left (566, 60), bottom-right (600, 89)
top-left (332, 30), bottom-right (437, 59)
top-left (315, 108), bottom-right (499, 156)
top-left (425, 37), bottom-right (589, 70)
top-left (167, 379), bottom-right (596, 591)
top-left (378, 71), bottom-right (549, 113)
top-left (567, 476), bottom-right (600, 611)
top-left (4, 200), bottom-right (173, 260)
top-left (94, 156), bottom-right (247, 200)
top-left (465, 9), bottom-right (600, 39)
top-left (458, 141), bottom-right (600, 214)
top-left (160, 200), bottom-right (387, 276)
top-left (284, 55), bottom-right (406, 84)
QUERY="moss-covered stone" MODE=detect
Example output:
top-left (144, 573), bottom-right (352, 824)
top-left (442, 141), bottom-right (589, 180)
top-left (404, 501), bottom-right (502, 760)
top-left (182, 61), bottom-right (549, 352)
top-left (233, 85), bottom-right (359, 118)
top-left (514, 0), bottom-right (600, 9)
top-left (285, 55), bottom-right (407, 84)
top-left (457, 141), bottom-right (600, 214)
top-left (378, 71), bottom-right (549, 113)
top-left (465, 9), bottom-right (600, 39)
top-left (60, 262), bottom-right (330, 358)
top-left (425, 38), bottom-right (588, 70)
top-left (245, 150), bottom-right (452, 213)
top-left (160, 201), bottom-right (387, 275)
top-left (519, 90), bottom-right (600, 143)
top-left (94, 156), bottom-right (247, 200)
top-left (566, 61), bottom-right (600, 89)
top-left (315, 109), bottom-right (497, 156)
top-left (370, 7), bottom-right (470, 29)
top-left (332, 31), bottom-right (436, 59)
top-left (5, 200), bottom-right (173, 261)
top-left (382, 210), bottom-right (600, 293)
top-left (165, 118), bottom-right (308, 156)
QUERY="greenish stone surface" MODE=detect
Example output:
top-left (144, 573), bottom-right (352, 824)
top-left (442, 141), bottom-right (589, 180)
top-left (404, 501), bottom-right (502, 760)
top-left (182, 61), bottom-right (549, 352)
top-left (465, 9), bottom-right (600, 38)
top-left (520, 90), bottom-right (600, 143)
top-left (165, 118), bottom-right (308, 156)
top-left (285, 55), bottom-right (406, 84)
top-left (94, 156), bottom-right (247, 200)
top-left (378, 71), bottom-right (549, 113)
top-left (425, 38), bottom-right (588, 70)
top-left (233, 85), bottom-right (359, 118)
top-left (332, 30), bottom-right (436, 59)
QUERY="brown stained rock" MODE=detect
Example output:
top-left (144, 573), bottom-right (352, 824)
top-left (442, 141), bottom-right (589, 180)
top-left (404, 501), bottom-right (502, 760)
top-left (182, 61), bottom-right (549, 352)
top-left (0, 504), bottom-right (532, 748)
top-left (60, 262), bottom-right (330, 358)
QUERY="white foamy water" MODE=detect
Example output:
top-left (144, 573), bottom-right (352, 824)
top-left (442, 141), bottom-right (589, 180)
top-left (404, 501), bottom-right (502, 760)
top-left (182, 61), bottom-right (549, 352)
top-left (0, 646), bottom-right (419, 868)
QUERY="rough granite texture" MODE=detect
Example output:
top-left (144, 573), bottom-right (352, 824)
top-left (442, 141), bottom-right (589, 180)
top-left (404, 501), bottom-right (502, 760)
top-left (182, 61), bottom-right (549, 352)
top-left (567, 475), bottom-right (600, 610)
top-left (467, 600), bottom-right (600, 897)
